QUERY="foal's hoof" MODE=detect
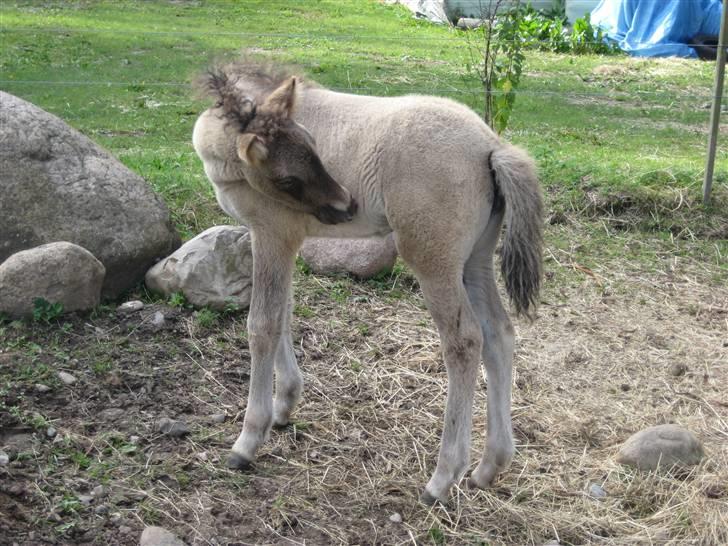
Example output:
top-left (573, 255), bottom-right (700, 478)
top-left (419, 489), bottom-right (444, 506)
top-left (227, 452), bottom-right (252, 471)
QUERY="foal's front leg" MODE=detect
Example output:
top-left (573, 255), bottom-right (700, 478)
top-left (229, 229), bottom-right (301, 469)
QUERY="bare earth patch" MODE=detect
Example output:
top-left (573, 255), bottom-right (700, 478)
top-left (1, 224), bottom-right (726, 545)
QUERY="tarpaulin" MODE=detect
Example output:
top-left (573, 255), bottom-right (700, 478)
top-left (591, 0), bottom-right (723, 57)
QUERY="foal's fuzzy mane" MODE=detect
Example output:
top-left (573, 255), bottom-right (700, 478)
top-left (196, 59), bottom-right (314, 136)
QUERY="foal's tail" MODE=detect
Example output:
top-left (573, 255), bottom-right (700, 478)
top-left (488, 144), bottom-right (544, 319)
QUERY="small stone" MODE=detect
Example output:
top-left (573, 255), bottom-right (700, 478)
top-left (34, 383), bottom-right (51, 393)
top-left (587, 483), bottom-right (607, 499)
top-left (94, 504), bottom-right (109, 515)
top-left (389, 512), bottom-right (403, 523)
top-left (118, 525), bottom-right (133, 535)
top-left (78, 494), bottom-right (94, 506)
top-left (99, 408), bottom-right (125, 421)
top-left (58, 371), bottom-right (76, 385)
top-left (210, 413), bottom-right (226, 424)
top-left (129, 435), bottom-right (141, 444)
top-left (46, 426), bottom-right (57, 439)
top-left (0, 451), bottom-right (9, 465)
top-left (196, 451), bottom-right (208, 461)
top-left (117, 300), bottom-right (144, 314)
top-left (620, 383), bottom-right (631, 392)
top-left (92, 485), bottom-right (108, 498)
top-left (140, 526), bottom-right (186, 546)
top-left (616, 424), bottom-right (704, 471)
top-left (157, 417), bottom-right (190, 438)
top-left (151, 311), bottom-right (166, 329)
top-left (669, 363), bottom-right (688, 377)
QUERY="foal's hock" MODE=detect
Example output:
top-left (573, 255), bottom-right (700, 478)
top-left (192, 62), bottom-right (543, 504)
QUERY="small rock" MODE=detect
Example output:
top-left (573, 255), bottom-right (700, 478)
top-left (389, 512), bottom-right (403, 523)
top-left (196, 451), bottom-right (208, 461)
top-left (0, 451), bottom-right (9, 465)
top-left (669, 363), bottom-right (688, 377)
top-left (117, 300), bottom-right (144, 314)
top-left (620, 383), bottom-right (631, 392)
top-left (92, 485), bottom-right (108, 498)
top-left (46, 426), bottom-right (57, 439)
top-left (94, 504), bottom-right (109, 515)
top-left (587, 483), bottom-right (607, 499)
top-left (118, 525), bottom-right (133, 535)
top-left (210, 413), bottom-right (226, 424)
top-left (34, 383), bottom-right (51, 393)
top-left (616, 424), bottom-right (704, 471)
top-left (157, 417), bottom-right (190, 438)
top-left (99, 407), bottom-right (125, 421)
top-left (140, 526), bottom-right (186, 546)
top-left (129, 435), bottom-right (141, 444)
top-left (58, 371), bottom-right (76, 385)
top-left (151, 311), bottom-right (166, 329)
top-left (78, 494), bottom-right (94, 506)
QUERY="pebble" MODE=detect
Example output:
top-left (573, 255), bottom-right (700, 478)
top-left (78, 494), bottom-right (94, 506)
top-left (117, 300), bottom-right (144, 314)
top-left (210, 413), bottom-right (226, 424)
top-left (99, 408), bottom-right (125, 421)
top-left (92, 485), bottom-right (108, 498)
top-left (58, 371), bottom-right (76, 385)
top-left (118, 525), bottom-right (133, 535)
top-left (196, 451), bottom-right (208, 461)
top-left (151, 311), bottom-right (166, 330)
top-left (34, 383), bottom-right (51, 393)
top-left (0, 451), bottom-right (9, 465)
top-left (94, 504), bottom-right (109, 515)
top-left (587, 483), bottom-right (607, 499)
top-left (129, 435), bottom-right (141, 444)
top-left (46, 426), bottom-right (57, 439)
top-left (157, 417), bottom-right (190, 438)
top-left (669, 363), bottom-right (688, 377)
top-left (616, 424), bottom-right (704, 471)
top-left (389, 512), bottom-right (403, 523)
top-left (140, 526), bottom-right (187, 546)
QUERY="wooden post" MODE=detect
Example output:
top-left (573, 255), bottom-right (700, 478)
top-left (703, 0), bottom-right (728, 206)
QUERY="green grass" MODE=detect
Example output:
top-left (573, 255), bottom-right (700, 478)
top-left (0, 1), bottom-right (726, 277)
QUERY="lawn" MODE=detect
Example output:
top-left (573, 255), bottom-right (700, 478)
top-left (1, 1), bottom-right (726, 545)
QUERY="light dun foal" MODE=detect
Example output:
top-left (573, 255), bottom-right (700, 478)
top-left (193, 63), bottom-right (543, 504)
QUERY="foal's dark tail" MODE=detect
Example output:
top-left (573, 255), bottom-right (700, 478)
top-left (488, 144), bottom-right (544, 319)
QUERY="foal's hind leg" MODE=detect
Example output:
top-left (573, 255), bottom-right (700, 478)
top-left (463, 227), bottom-right (516, 489)
top-left (396, 235), bottom-right (483, 503)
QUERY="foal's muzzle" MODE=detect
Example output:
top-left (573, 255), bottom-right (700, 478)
top-left (315, 197), bottom-right (358, 225)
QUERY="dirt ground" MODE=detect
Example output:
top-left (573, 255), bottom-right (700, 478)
top-left (1, 222), bottom-right (727, 546)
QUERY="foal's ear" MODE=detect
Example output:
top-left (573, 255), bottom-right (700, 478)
top-left (262, 76), bottom-right (297, 118)
top-left (237, 133), bottom-right (268, 166)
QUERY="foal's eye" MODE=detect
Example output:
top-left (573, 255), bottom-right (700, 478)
top-left (275, 176), bottom-right (304, 199)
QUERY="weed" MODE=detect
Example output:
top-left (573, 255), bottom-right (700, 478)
top-left (168, 291), bottom-right (188, 308)
top-left (91, 359), bottom-right (113, 375)
top-left (294, 304), bottom-right (315, 319)
top-left (32, 298), bottom-right (63, 323)
top-left (195, 308), bottom-right (219, 329)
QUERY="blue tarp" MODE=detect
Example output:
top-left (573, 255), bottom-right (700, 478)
top-left (591, 0), bottom-right (723, 57)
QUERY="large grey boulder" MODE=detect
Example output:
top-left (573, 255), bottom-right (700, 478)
top-left (300, 235), bottom-right (398, 279)
top-left (616, 424), bottom-right (704, 471)
top-left (0, 91), bottom-right (180, 298)
top-left (0, 242), bottom-right (105, 318)
top-left (145, 226), bottom-right (252, 310)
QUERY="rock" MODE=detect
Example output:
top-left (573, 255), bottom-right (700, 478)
top-left (0, 92), bottom-right (180, 298)
top-left (140, 526), bottom-right (186, 546)
top-left (34, 384), bottom-right (51, 393)
top-left (78, 494), bottom-right (94, 506)
top-left (457, 17), bottom-right (482, 30)
top-left (300, 235), bottom-right (398, 279)
top-left (0, 242), bottom-right (105, 319)
top-left (587, 483), bottom-right (607, 499)
top-left (145, 226), bottom-right (252, 310)
top-left (118, 525), bottom-right (133, 535)
top-left (0, 451), bottom-right (9, 465)
top-left (669, 362), bottom-right (688, 377)
top-left (389, 512), bottom-right (403, 523)
top-left (129, 435), bottom-right (141, 445)
top-left (151, 311), bottom-right (166, 330)
top-left (99, 408), bottom-right (125, 421)
top-left (157, 417), bottom-right (190, 438)
top-left (210, 413), bottom-right (226, 424)
top-left (58, 371), bottom-right (77, 385)
top-left (616, 424), bottom-right (704, 471)
top-left (92, 485), bottom-right (108, 498)
top-left (46, 427), bottom-right (57, 439)
top-left (94, 504), bottom-right (109, 515)
top-left (117, 300), bottom-right (144, 314)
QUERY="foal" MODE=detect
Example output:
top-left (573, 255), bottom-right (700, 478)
top-left (192, 64), bottom-right (543, 504)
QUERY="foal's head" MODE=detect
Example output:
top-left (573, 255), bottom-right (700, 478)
top-left (206, 71), bottom-right (357, 225)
